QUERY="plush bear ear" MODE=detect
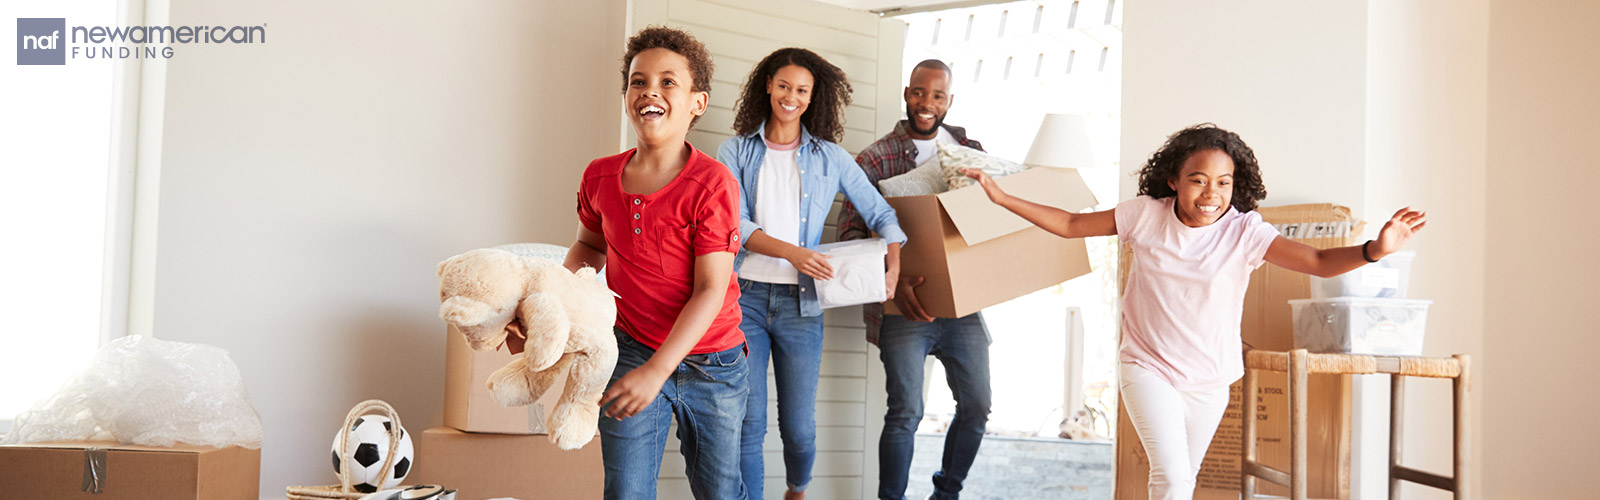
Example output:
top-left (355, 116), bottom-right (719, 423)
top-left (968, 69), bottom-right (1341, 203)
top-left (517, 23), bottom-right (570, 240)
top-left (437, 256), bottom-right (455, 277)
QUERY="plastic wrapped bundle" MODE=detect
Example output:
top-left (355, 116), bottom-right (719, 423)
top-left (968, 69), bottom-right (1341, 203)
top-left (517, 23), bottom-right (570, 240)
top-left (814, 238), bottom-right (889, 309)
top-left (2, 335), bottom-right (264, 449)
top-left (495, 242), bottom-right (606, 285)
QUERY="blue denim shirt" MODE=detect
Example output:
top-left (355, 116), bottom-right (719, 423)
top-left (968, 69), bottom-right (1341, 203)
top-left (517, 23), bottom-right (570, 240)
top-left (716, 123), bottom-right (909, 317)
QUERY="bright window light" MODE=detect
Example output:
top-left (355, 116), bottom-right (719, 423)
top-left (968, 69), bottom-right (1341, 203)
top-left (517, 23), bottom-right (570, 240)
top-left (0, 0), bottom-right (120, 427)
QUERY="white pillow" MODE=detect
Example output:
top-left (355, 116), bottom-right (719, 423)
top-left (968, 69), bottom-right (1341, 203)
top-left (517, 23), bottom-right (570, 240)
top-left (877, 158), bottom-right (948, 197)
top-left (939, 141), bottom-right (1028, 190)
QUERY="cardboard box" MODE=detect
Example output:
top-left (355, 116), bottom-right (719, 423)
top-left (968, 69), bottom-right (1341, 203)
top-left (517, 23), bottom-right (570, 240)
top-left (1115, 204), bottom-right (1364, 500)
top-left (443, 324), bottom-right (569, 434)
top-left (405, 427), bottom-right (601, 500)
top-left (0, 441), bottom-right (260, 500)
top-left (883, 167), bottom-right (1099, 318)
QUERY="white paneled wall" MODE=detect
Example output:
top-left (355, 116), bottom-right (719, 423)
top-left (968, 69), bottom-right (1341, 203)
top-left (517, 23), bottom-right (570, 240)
top-left (629, 1), bottom-right (904, 498)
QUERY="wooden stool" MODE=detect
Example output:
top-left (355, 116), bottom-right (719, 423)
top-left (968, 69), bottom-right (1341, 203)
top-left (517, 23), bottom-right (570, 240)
top-left (1240, 349), bottom-right (1471, 500)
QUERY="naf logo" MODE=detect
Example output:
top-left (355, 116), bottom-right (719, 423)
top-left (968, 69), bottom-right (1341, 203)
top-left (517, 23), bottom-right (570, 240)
top-left (17, 18), bottom-right (66, 65)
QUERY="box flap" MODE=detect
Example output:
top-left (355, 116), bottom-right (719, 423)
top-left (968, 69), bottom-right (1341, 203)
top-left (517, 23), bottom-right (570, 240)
top-left (2, 441), bottom-right (220, 454)
top-left (935, 167), bottom-right (1098, 246)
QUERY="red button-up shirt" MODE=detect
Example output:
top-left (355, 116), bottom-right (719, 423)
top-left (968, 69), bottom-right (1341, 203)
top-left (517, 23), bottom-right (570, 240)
top-left (577, 144), bottom-right (744, 354)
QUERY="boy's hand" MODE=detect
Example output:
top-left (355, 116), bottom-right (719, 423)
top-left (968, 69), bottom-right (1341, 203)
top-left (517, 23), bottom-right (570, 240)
top-left (1373, 207), bottom-right (1427, 257)
top-left (962, 168), bottom-right (1009, 204)
top-left (786, 247), bottom-right (836, 281)
top-left (894, 276), bottom-right (935, 322)
top-left (600, 364), bottom-right (670, 420)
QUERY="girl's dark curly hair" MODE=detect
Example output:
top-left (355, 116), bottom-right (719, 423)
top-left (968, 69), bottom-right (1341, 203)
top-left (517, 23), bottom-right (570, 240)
top-left (1135, 123), bottom-right (1269, 213)
top-left (731, 48), bottom-right (853, 143)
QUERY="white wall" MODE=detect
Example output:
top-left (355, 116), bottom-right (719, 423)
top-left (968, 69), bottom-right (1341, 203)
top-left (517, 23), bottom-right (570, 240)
top-left (146, 0), bottom-right (626, 496)
top-left (1483, 0), bottom-right (1600, 497)
top-left (1120, 2), bottom-right (1370, 212)
top-left (1123, 2), bottom-right (1490, 499)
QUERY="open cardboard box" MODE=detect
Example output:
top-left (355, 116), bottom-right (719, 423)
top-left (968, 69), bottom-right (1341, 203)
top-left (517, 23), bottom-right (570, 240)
top-left (405, 427), bottom-right (601, 500)
top-left (1115, 204), bottom-right (1364, 500)
top-left (0, 441), bottom-right (260, 500)
top-left (443, 324), bottom-right (570, 435)
top-left (882, 167), bottom-right (1099, 318)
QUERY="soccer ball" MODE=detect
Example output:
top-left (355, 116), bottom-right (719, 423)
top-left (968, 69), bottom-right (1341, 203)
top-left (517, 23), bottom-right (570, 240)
top-left (331, 415), bottom-right (414, 493)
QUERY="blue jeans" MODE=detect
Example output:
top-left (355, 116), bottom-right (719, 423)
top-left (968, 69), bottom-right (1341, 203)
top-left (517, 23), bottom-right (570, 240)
top-left (737, 279), bottom-right (826, 499)
top-left (877, 313), bottom-right (992, 500)
top-left (600, 328), bottom-right (749, 500)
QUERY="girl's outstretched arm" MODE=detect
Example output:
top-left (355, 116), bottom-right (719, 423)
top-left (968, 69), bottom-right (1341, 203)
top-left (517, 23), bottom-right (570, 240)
top-left (1264, 207), bottom-right (1427, 277)
top-left (963, 168), bottom-right (1116, 239)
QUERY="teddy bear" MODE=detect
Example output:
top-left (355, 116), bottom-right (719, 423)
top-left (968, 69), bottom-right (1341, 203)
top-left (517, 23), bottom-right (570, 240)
top-left (436, 245), bottom-right (618, 450)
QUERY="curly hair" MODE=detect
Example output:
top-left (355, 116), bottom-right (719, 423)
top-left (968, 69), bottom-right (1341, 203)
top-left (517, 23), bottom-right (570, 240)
top-left (620, 26), bottom-right (714, 95)
top-left (1135, 123), bottom-right (1269, 213)
top-left (730, 48), bottom-right (853, 143)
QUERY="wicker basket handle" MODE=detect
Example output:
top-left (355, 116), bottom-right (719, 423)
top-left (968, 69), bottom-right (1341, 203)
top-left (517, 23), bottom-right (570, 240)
top-left (334, 399), bottom-right (405, 492)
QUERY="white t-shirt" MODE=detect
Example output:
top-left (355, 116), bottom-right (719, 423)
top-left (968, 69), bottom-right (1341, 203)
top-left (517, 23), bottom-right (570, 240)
top-left (1115, 195), bottom-right (1280, 391)
top-left (739, 137), bottom-right (803, 284)
top-left (911, 126), bottom-right (958, 167)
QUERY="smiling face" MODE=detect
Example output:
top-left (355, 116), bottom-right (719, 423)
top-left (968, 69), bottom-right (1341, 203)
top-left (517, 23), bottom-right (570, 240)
top-left (626, 48), bottom-right (708, 145)
top-left (1167, 149), bottom-right (1236, 227)
top-left (766, 64), bottom-right (814, 129)
top-left (903, 66), bottom-right (953, 139)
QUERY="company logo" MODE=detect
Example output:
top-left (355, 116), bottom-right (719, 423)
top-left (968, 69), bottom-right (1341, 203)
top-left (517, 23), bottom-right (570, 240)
top-left (15, 17), bottom-right (265, 65)
top-left (17, 18), bottom-right (66, 65)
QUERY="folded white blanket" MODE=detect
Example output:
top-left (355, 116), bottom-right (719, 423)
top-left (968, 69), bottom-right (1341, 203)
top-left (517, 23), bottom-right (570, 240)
top-left (814, 239), bottom-right (888, 309)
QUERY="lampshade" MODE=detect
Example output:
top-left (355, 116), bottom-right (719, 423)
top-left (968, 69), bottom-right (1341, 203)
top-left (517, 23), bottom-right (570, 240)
top-left (1023, 113), bottom-right (1097, 169)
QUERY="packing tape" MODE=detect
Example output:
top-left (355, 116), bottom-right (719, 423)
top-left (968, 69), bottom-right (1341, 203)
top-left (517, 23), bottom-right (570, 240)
top-left (82, 447), bottom-right (107, 493)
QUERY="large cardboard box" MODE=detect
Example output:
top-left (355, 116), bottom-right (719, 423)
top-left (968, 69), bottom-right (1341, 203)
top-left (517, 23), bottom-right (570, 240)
top-left (405, 427), bottom-right (601, 500)
top-left (1115, 204), bottom-right (1363, 500)
top-left (883, 167), bottom-right (1099, 318)
top-left (0, 441), bottom-right (260, 500)
top-left (443, 325), bottom-right (569, 434)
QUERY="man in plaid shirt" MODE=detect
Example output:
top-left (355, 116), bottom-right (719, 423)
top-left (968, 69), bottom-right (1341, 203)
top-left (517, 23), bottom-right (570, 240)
top-left (837, 59), bottom-right (992, 500)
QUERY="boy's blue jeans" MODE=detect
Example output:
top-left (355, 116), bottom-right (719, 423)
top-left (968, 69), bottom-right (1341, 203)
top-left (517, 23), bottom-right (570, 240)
top-left (737, 279), bottom-right (826, 500)
top-left (599, 328), bottom-right (748, 500)
top-left (876, 313), bottom-right (992, 500)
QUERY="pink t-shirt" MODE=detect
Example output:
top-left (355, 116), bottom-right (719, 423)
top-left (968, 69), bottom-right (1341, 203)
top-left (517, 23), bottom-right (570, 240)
top-left (1115, 195), bottom-right (1280, 391)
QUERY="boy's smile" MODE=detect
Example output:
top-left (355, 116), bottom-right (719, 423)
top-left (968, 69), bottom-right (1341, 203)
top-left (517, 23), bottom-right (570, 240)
top-left (626, 48), bottom-right (707, 144)
top-left (1168, 149), bottom-right (1235, 228)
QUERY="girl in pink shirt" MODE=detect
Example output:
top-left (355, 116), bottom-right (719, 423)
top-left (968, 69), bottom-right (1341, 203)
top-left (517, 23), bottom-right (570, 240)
top-left (963, 123), bottom-right (1426, 500)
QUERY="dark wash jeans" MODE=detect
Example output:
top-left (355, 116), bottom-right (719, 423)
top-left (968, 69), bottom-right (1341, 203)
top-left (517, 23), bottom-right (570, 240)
top-left (877, 313), bottom-right (992, 500)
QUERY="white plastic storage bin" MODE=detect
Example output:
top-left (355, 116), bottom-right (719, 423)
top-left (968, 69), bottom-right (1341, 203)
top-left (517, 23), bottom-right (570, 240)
top-left (1290, 297), bottom-right (1432, 356)
top-left (1310, 250), bottom-right (1415, 298)
top-left (813, 238), bottom-right (888, 309)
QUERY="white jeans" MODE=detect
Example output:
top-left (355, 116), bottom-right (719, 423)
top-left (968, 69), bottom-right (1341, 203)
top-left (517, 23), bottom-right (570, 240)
top-left (1120, 362), bottom-right (1232, 500)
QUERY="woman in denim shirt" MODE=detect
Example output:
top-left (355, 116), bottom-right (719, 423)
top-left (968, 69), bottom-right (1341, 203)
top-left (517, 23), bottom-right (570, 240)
top-left (716, 47), bottom-right (907, 500)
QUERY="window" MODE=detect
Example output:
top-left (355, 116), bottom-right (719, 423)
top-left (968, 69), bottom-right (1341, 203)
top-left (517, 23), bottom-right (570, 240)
top-left (0, 0), bottom-right (132, 434)
top-left (898, 0), bottom-right (1123, 441)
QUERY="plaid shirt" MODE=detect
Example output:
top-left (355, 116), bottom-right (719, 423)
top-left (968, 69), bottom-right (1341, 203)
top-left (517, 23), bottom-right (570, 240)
top-left (837, 120), bottom-right (983, 342)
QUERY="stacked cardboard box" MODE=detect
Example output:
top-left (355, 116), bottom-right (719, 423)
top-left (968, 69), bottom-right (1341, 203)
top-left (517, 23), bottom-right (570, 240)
top-left (403, 325), bottom-right (602, 499)
top-left (1115, 204), bottom-right (1364, 500)
top-left (0, 441), bottom-right (260, 500)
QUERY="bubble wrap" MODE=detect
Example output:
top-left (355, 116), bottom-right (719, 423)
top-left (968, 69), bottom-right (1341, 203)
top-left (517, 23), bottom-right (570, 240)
top-left (2, 335), bottom-right (264, 448)
top-left (495, 242), bottom-right (607, 285)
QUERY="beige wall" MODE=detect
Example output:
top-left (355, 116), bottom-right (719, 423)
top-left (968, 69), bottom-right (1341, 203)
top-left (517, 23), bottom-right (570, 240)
top-left (1483, 0), bottom-right (1600, 497)
top-left (1124, 2), bottom-right (1491, 499)
top-left (147, 0), bottom-right (626, 496)
top-left (1361, 2), bottom-right (1488, 499)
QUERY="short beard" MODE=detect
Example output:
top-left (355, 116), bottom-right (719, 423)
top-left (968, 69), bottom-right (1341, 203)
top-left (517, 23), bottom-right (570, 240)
top-left (905, 108), bottom-right (945, 137)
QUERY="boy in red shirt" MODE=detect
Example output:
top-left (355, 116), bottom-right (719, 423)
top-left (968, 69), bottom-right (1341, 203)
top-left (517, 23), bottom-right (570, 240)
top-left (564, 26), bottom-right (747, 500)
